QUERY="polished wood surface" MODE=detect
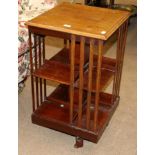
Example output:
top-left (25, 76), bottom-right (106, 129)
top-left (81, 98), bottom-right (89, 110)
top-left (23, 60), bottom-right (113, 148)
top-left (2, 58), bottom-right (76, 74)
top-left (26, 2), bottom-right (130, 40)
top-left (75, 68), bottom-right (114, 92)
top-left (86, 39), bottom-right (94, 129)
top-left (33, 46), bottom-right (89, 85)
top-left (46, 85), bottom-right (87, 107)
top-left (94, 40), bottom-right (103, 131)
top-left (33, 59), bottom-right (78, 85)
top-left (78, 36), bottom-right (85, 127)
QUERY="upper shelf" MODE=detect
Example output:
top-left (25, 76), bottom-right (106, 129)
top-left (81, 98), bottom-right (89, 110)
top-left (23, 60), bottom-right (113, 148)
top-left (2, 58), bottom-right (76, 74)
top-left (26, 2), bottom-right (130, 40)
top-left (33, 46), bottom-right (89, 85)
top-left (50, 43), bottom-right (89, 67)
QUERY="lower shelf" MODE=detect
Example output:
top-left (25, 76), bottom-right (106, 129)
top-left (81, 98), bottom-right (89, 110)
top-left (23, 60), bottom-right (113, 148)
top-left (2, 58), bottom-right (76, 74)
top-left (46, 84), bottom-right (87, 106)
top-left (32, 84), bottom-right (119, 143)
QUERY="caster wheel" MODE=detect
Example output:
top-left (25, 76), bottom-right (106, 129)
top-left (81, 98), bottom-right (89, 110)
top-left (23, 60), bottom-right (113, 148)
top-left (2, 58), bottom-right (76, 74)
top-left (74, 137), bottom-right (83, 148)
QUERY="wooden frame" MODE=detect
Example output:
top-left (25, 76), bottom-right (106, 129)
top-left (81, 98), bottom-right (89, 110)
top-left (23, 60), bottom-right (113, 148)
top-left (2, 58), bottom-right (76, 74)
top-left (27, 3), bottom-right (130, 148)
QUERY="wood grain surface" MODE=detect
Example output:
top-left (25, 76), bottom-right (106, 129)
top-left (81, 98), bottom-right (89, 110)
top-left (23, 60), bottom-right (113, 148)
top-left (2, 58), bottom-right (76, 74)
top-left (26, 2), bottom-right (130, 40)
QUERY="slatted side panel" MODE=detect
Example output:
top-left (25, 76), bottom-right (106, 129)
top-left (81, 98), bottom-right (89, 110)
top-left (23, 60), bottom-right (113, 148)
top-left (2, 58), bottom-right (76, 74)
top-left (29, 32), bottom-right (46, 111)
top-left (112, 20), bottom-right (128, 102)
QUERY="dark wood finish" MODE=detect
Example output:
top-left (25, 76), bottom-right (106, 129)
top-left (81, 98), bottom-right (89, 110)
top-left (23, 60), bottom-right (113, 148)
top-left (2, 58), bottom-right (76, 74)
top-left (78, 37), bottom-right (85, 127)
top-left (109, 0), bottom-right (115, 8)
top-left (94, 40), bottom-right (103, 131)
top-left (64, 39), bottom-right (67, 48)
top-left (91, 92), bottom-right (115, 108)
top-left (34, 35), bottom-right (39, 108)
top-left (93, 55), bottom-right (116, 72)
top-left (74, 137), bottom-right (83, 148)
top-left (32, 103), bottom-right (98, 142)
top-left (33, 46), bottom-right (90, 85)
top-left (112, 20), bottom-right (128, 103)
top-left (46, 84), bottom-right (87, 107)
top-left (38, 36), bottom-right (43, 104)
top-left (117, 21), bottom-right (128, 95)
top-left (33, 59), bottom-right (79, 85)
top-left (49, 44), bottom-right (89, 67)
top-left (31, 85), bottom-right (119, 142)
top-left (74, 102), bottom-right (110, 132)
top-left (75, 68), bottom-right (114, 92)
top-left (112, 26), bottom-right (122, 102)
top-left (42, 37), bottom-right (47, 100)
top-left (27, 3), bottom-right (130, 148)
top-left (32, 101), bottom-right (77, 124)
top-left (69, 34), bottom-right (76, 123)
top-left (86, 39), bottom-right (94, 129)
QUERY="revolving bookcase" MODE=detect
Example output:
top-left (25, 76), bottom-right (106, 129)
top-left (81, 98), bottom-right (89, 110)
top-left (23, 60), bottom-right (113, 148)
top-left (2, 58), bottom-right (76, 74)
top-left (27, 2), bottom-right (130, 148)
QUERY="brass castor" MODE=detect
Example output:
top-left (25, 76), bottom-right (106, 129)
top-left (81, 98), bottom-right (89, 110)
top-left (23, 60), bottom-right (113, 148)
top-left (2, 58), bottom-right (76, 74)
top-left (74, 137), bottom-right (83, 148)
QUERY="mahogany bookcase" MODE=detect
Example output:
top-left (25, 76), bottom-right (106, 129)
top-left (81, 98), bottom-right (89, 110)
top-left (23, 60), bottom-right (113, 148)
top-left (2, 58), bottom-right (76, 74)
top-left (26, 2), bottom-right (130, 148)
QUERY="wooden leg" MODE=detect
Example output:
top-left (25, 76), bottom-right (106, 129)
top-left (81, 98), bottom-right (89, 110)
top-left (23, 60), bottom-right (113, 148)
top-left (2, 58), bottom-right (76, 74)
top-left (74, 137), bottom-right (83, 148)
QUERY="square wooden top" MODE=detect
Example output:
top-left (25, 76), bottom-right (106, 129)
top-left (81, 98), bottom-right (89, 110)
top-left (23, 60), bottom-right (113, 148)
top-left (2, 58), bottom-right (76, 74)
top-left (26, 2), bottom-right (130, 40)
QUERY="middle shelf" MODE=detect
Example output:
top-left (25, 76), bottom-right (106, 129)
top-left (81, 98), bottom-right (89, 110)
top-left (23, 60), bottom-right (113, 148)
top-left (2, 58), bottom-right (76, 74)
top-left (33, 45), bottom-right (116, 91)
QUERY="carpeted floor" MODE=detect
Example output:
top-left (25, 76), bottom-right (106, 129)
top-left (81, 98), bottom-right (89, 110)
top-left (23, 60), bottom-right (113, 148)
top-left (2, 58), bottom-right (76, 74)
top-left (19, 18), bottom-right (137, 155)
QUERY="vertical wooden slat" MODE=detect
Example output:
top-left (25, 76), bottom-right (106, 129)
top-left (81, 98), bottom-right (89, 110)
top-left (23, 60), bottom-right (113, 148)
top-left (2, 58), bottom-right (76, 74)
top-left (38, 36), bottom-right (42, 66)
top-left (34, 35), bottom-right (39, 107)
top-left (64, 39), bottom-right (67, 48)
top-left (112, 26), bottom-right (122, 102)
top-left (86, 39), bottom-right (94, 129)
top-left (29, 31), bottom-right (35, 112)
top-left (78, 36), bottom-right (85, 127)
top-left (69, 34), bottom-right (75, 123)
top-left (117, 21), bottom-right (128, 96)
top-left (112, 20), bottom-right (128, 101)
top-left (42, 36), bottom-right (46, 100)
top-left (39, 36), bottom-right (43, 104)
top-left (115, 24), bottom-right (125, 96)
top-left (94, 40), bottom-right (103, 131)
